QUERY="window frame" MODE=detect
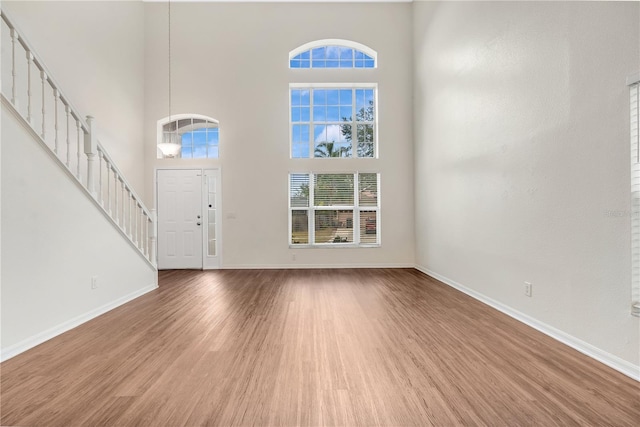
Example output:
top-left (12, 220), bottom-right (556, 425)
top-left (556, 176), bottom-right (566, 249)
top-left (289, 83), bottom-right (378, 159)
top-left (289, 172), bottom-right (380, 248)
top-left (289, 39), bottom-right (377, 69)
top-left (156, 113), bottom-right (220, 159)
top-left (628, 73), bottom-right (640, 317)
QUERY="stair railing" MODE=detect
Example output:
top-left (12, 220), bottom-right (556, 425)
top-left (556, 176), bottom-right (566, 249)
top-left (1, 9), bottom-right (156, 267)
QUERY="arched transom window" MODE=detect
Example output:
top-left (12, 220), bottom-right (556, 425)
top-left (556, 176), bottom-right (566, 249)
top-left (157, 114), bottom-right (219, 159)
top-left (289, 39), bottom-right (377, 69)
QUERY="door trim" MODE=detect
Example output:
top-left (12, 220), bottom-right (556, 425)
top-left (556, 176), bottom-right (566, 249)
top-left (202, 168), bottom-right (222, 269)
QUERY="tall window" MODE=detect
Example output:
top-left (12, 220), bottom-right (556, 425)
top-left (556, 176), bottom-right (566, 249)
top-left (157, 114), bottom-right (219, 159)
top-left (290, 173), bottom-right (379, 246)
top-left (290, 85), bottom-right (376, 158)
top-left (288, 40), bottom-right (379, 248)
top-left (289, 39), bottom-right (376, 69)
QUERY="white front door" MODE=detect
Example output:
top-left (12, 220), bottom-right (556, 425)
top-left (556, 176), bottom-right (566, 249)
top-left (157, 169), bottom-right (203, 269)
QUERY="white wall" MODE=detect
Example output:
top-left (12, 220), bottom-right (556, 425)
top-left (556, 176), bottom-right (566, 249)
top-left (1, 106), bottom-right (157, 358)
top-left (2, 0), bottom-right (146, 197)
top-left (414, 1), bottom-right (640, 369)
top-left (144, 2), bottom-right (415, 268)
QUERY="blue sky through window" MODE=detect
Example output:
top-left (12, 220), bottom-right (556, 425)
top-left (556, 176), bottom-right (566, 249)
top-left (181, 127), bottom-right (219, 159)
top-left (356, 89), bottom-right (375, 113)
top-left (291, 87), bottom-right (376, 158)
top-left (290, 46), bottom-right (375, 69)
top-left (291, 89), bottom-right (311, 158)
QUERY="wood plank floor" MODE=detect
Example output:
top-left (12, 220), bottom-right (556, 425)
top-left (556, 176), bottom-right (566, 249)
top-left (1, 269), bottom-right (639, 426)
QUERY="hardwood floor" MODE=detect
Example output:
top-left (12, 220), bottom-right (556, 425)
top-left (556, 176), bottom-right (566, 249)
top-left (1, 269), bottom-right (639, 426)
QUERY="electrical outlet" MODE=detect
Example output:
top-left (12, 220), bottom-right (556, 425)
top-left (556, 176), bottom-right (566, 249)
top-left (292, 253), bottom-right (297, 261)
top-left (524, 281), bottom-right (532, 297)
top-left (91, 276), bottom-right (98, 290)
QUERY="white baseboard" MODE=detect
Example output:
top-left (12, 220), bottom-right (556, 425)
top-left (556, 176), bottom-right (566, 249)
top-left (0, 284), bottom-right (158, 362)
top-left (222, 263), bottom-right (415, 270)
top-left (414, 265), bottom-right (640, 382)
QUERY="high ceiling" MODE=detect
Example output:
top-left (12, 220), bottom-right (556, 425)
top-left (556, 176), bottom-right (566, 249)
top-left (142, 0), bottom-right (413, 3)
top-left (3, 0), bottom-right (424, 3)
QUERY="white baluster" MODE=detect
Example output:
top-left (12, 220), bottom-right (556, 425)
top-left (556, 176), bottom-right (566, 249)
top-left (141, 212), bottom-right (146, 255)
top-left (10, 29), bottom-right (18, 105)
top-left (149, 209), bottom-right (157, 264)
top-left (98, 151), bottom-right (104, 206)
top-left (105, 160), bottom-right (111, 214)
top-left (132, 199), bottom-right (138, 245)
top-left (114, 171), bottom-right (119, 225)
top-left (53, 89), bottom-right (59, 154)
top-left (137, 204), bottom-right (143, 249)
top-left (143, 212), bottom-right (149, 257)
top-left (128, 189), bottom-right (133, 238)
top-left (121, 181), bottom-right (127, 231)
top-left (142, 210), bottom-right (146, 252)
top-left (76, 120), bottom-right (81, 179)
top-left (138, 209), bottom-right (144, 253)
top-left (40, 70), bottom-right (47, 139)
top-left (26, 51), bottom-right (33, 123)
top-left (84, 116), bottom-right (97, 197)
top-left (65, 105), bottom-right (71, 167)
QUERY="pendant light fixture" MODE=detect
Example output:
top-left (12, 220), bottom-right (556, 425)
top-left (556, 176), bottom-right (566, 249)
top-left (157, 0), bottom-right (181, 158)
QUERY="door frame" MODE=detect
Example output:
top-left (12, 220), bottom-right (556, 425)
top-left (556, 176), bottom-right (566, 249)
top-left (155, 167), bottom-right (223, 269)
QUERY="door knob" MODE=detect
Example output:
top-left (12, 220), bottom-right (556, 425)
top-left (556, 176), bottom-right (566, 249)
top-left (197, 222), bottom-right (201, 226)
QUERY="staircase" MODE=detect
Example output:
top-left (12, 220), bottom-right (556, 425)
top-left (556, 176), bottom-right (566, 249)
top-left (1, 8), bottom-right (158, 361)
top-left (1, 9), bottom-right (156, 267)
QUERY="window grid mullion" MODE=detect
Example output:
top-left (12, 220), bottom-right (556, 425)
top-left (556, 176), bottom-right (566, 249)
top-left (190, 119), bottom-right (194, 155)
top-left (375, 210), bottom-right (380, 245)
top-left (309, 90), bottom-right (314, 158)
top-left (353, 173), bottom-right (360, 245)
top-left (206, 126), bottom-right (209, 158)
top-left (191, 128), bottom-right (195, 158)
top-left (376, 171), bottom-right (381, 244)
top-left (309, 172), bottom-right (315, 244)
top-left (352, 88), bottom-right (357, 157)
top-left (289, 92), bottom-right (293, 157)
top-left (376, 172), bottom-right (381, 244)
top-left (288, 209), bottom-right (292, 245)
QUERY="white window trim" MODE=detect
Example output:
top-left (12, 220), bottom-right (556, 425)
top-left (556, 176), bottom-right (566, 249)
top-left (629, 74), bottom-right (640, 317)
top-left (289, 83), bottom-right (378, 159)
top-left (289, 39), bottom-right (377, 68)
top-left (289, 172), bottom-right (380, 249)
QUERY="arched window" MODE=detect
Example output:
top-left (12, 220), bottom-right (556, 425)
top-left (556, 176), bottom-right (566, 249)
top-left (157, 114), bottom-right (219, 159)
top-left (289, 39), bottom-right (377, 69)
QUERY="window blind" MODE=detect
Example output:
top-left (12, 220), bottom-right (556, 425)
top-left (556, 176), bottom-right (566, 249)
top-left (289, 173), bottom-right (380, 246)
top-left (290, 174), bottom-right (310, 208)
top-left (314, 174), bottom-right (354, 206)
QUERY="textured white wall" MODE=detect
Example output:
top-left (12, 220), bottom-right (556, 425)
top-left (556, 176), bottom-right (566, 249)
top-left (3, 0), bottom-right (146, 197)
top-left (414, 1), bottom-right (640, 366)
top-left (1, 107), bottom-right (157, 356)
top-left (144, 2), bottom-right (415, 268)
